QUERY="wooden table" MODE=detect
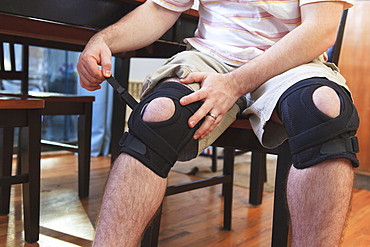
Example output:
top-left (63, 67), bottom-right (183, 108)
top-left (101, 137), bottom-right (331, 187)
top-left (0, 96), bottom-right (44, 243)
top-left (0, 0), bottom-right (198, 160)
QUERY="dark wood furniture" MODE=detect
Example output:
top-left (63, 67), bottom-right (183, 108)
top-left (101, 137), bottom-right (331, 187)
top-left (0, 33), bottom-right (95, 198)
top-left (141, 148), bottom-right (235, 246)
top-left (141, 120), bottom-right (291, 247)
top-left (0, 96), bottom-right (44, 243)
top-left (212, 121), bottom-right (292, 247)
top-left (0, 1), bottom-right (198, 162)
top-left (0, 0), bottom-right (198, 197)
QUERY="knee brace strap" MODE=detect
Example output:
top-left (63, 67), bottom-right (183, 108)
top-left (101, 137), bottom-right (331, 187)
top-left (119, 81), bottom-right (203, 178)
top-left (277, 78), bottom-right (360, 169)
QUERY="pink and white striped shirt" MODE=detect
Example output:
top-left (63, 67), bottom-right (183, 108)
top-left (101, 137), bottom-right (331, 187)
top-left (152, 0), bottom-right (353, 66)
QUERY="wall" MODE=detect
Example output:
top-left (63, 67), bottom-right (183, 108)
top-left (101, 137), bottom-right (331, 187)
top-left (339, 0), bottom-right (370, 175)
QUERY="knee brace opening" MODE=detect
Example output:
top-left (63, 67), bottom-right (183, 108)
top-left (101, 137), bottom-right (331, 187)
top-left (312, 86), bottom-right (341, 119)
top-left (278, 78), bottom-right (360, 169)
top-left (142, 97), bottom-right (175, 123)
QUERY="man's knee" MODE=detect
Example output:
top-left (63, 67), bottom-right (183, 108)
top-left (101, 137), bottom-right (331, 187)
top-left (118, 81), bottom-right (203, 178)
top-left (277, 77), bottom-right (360, 169)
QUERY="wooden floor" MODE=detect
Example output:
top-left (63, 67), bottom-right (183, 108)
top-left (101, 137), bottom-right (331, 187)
top-left (1, 153), bottom-right (370, 247)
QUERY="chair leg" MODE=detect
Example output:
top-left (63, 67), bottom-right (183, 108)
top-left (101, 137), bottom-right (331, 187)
top-left (77, 102), bottom-right (92, 198)
top-left (249, 151), bottom-right (266, 206)
top-left (110, 57), bottom-right (130, 164)
top-left (16, 127), bottom-right (22, 175)
top-left (21, 111), bottom-right (41, 243)
top-left (222, 147), bottom-right (234, 231)
top-left (0, 128), bottom-right (14, 215)
top-left (211, 146), bottom-right (218, 172)
top-left (271, 141), bottom-right (291, 247)
top-left (141, 205), bottom-right (163, 247)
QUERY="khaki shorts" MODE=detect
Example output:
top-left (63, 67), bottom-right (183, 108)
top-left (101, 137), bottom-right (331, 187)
top-left (140, 48), bottom-right (351, 153)
top-left (140, 50), bottom-right (241, 161)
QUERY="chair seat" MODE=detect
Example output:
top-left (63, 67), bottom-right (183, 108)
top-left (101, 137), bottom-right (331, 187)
top-left (0, 90), bottom-right (94, 102)
top-left (0, 91), bottom-right (95, 115)
top-left (229, 118), bottom-right (253, 129)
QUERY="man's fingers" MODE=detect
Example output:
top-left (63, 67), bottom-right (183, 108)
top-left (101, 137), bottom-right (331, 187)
top-left (180, 89), bottom-right (207, 106)
top-left (194, 111), bottom-right (223, 139)
top-left (186, 93), bottom-right (212, 127)
top-left (100, 50), bottom-right (113, 77)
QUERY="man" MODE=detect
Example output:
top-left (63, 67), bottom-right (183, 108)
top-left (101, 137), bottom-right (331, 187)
top-left (77, 0), bottom-right (359, 246)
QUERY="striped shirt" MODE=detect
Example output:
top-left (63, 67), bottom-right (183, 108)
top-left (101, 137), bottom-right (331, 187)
top-left (152, 0), bottom-right (353, 67)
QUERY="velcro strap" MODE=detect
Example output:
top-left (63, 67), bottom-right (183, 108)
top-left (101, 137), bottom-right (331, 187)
top-left (119, 132), bottom-right (146, 155)
top-left (289, 117), bottom-right (350, 155)
top-left (321, 136), bottom-right (359, 154)
top-left (130, 113), bottom-right (179, 166)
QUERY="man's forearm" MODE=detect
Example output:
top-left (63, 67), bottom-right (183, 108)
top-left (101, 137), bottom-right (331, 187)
top-left (228, 2), bottom-right (345, 97)
top-left (94, 0), bottom-right (181, 54)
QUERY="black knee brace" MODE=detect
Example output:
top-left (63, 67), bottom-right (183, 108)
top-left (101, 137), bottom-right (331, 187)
top-left (118, 81), bottom-right (203, 178)
top-left (277, 77), bottom-right (360, 169)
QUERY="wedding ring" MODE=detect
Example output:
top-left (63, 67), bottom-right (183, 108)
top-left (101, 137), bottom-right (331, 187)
top-left (207, 113), bottom-right (217, 120)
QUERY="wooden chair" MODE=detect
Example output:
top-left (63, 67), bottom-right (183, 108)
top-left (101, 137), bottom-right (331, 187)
top-left (140, 120), bottom-right (291, 247)
top-left (140, 147), bottom-right (235, 246)
top-left (0, 97), bottom-right (44, 243)
top-left (0, 33), bottom-right (94, 198)
top-left (209, 135), bottom-right (269, 206)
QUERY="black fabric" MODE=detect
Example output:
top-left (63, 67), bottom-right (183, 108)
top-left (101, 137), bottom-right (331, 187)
top-left (118, 81), bottom-right (203, 178)
top-left (277, 77), bottom-right (360, 169)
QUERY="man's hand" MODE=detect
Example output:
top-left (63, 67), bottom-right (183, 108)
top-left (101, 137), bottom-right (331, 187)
top-left (77, 37), bottom-right (112, 91)
top-left (180, 72), bottom-right (240, 139)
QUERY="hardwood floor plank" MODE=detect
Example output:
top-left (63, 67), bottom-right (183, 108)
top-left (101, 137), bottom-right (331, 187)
top-left (0, 153), bottom-right (369, 246)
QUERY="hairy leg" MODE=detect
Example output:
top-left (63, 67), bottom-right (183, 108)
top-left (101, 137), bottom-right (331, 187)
top-left (93, 97), bottom-right (175, 246)
top-left (287, 86), bottom-right (354, 247)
